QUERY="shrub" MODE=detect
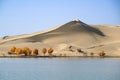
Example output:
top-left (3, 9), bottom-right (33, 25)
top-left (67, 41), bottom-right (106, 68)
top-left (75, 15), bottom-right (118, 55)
top-left (77, 48), bottom-right (82, 53)
top-left (59, 54), bottom-right (62, 56)
top-left (48, 48), bottom-right (54, 55)
top-left (64, 54), bottom-right (66, 56)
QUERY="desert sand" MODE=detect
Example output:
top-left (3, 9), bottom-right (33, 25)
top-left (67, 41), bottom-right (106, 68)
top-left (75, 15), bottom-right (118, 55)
top-left (0, 19), bottom-right (120, 57)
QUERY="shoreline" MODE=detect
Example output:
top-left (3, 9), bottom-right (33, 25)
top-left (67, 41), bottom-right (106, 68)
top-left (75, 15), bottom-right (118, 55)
top-left (0, 56), bottom-right (120, 58)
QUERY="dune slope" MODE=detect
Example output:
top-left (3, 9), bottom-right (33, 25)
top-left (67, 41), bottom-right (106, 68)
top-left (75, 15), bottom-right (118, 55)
top-left (0, 20), bottom-right (120, 56)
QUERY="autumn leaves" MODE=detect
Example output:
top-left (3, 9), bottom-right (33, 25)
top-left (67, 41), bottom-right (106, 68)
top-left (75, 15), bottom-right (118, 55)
top-left (9, 46), bottom-right (106, 57)
top-left (9, 46), bottom-right (54, 56)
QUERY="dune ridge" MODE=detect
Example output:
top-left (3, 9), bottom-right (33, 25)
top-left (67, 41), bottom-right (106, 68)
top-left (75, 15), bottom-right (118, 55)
top-left (0, 19), bottom-right (120, 56)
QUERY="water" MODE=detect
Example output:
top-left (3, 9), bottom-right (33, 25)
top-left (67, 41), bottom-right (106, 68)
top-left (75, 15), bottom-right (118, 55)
top-left (0, 58), bottom-right (120, 80)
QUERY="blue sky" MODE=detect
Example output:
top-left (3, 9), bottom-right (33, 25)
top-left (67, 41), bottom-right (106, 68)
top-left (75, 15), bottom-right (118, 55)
top-left (0, 0), bottom-right (120, 37)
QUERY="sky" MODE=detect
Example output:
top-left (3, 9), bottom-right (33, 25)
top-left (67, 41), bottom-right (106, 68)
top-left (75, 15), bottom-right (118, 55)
top-left (0, 0), bottom-right (120, 37)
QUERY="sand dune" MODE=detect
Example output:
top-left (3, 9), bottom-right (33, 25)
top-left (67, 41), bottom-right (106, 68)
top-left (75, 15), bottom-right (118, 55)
top-left (0, 19), bottom-right (120, 56)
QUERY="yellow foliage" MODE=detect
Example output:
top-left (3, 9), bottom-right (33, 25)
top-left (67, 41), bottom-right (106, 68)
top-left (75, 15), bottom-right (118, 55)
top-left (10, 46), bottom-right (16, 53)
top-left (27, 49), bottom-right (32, 55)
top-left (98, 50), bottom-right (105, 56)
top-left (33, 48), bottom-right (38, 55)
top-left (42, 48), bottom-right (47, 54)
top-left (15, 48), bottom-right (22, 55)
top-left (48, 48), bottom-right (54, 55)
top-left (22, 47), bottom-right (31, 56)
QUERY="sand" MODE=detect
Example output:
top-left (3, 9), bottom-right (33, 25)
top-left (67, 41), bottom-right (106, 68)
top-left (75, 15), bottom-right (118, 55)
top-left (0, 19), bottom-right (120, 56)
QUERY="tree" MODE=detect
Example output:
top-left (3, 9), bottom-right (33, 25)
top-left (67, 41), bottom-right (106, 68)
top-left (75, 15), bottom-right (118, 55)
top-left (33, 48), bottom-right (38, 55)
top-left (22, 48), bottom-right (27, 56)
top-left (90, 52), bottom-right (94, 56)
top-left (42, 48), bottom-right (47, 55)
top-left (15, 48), bottom-right (22, 55)
top-left (22, 47), bottom-right (31, 56)
top-left (10, 46), bottom-right (16, 53)
top-left (27, 49), bottom-right (32, 56)
top-left (22, 48), bottom-right (28, 56)
top-left (98, 50), bottom-right (105, 57)
top-left (48, 48), bottom-right (54, 56)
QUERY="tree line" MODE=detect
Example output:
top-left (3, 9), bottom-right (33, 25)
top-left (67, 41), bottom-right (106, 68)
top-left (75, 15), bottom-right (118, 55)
top-left (8, 46), bottom-right (54, 56)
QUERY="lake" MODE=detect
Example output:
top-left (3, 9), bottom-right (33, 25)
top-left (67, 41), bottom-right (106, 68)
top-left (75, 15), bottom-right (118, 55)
top-left (0, 58), bottom-right (120, 80)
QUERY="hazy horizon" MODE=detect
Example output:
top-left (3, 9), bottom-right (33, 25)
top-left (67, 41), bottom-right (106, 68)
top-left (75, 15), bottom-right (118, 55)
top-left (0, 0), bottom-right (120, 37)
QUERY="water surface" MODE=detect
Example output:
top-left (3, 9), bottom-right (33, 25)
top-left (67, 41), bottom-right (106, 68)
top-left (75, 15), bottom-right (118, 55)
top-left (0, 58), bottom-right (120, 80)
